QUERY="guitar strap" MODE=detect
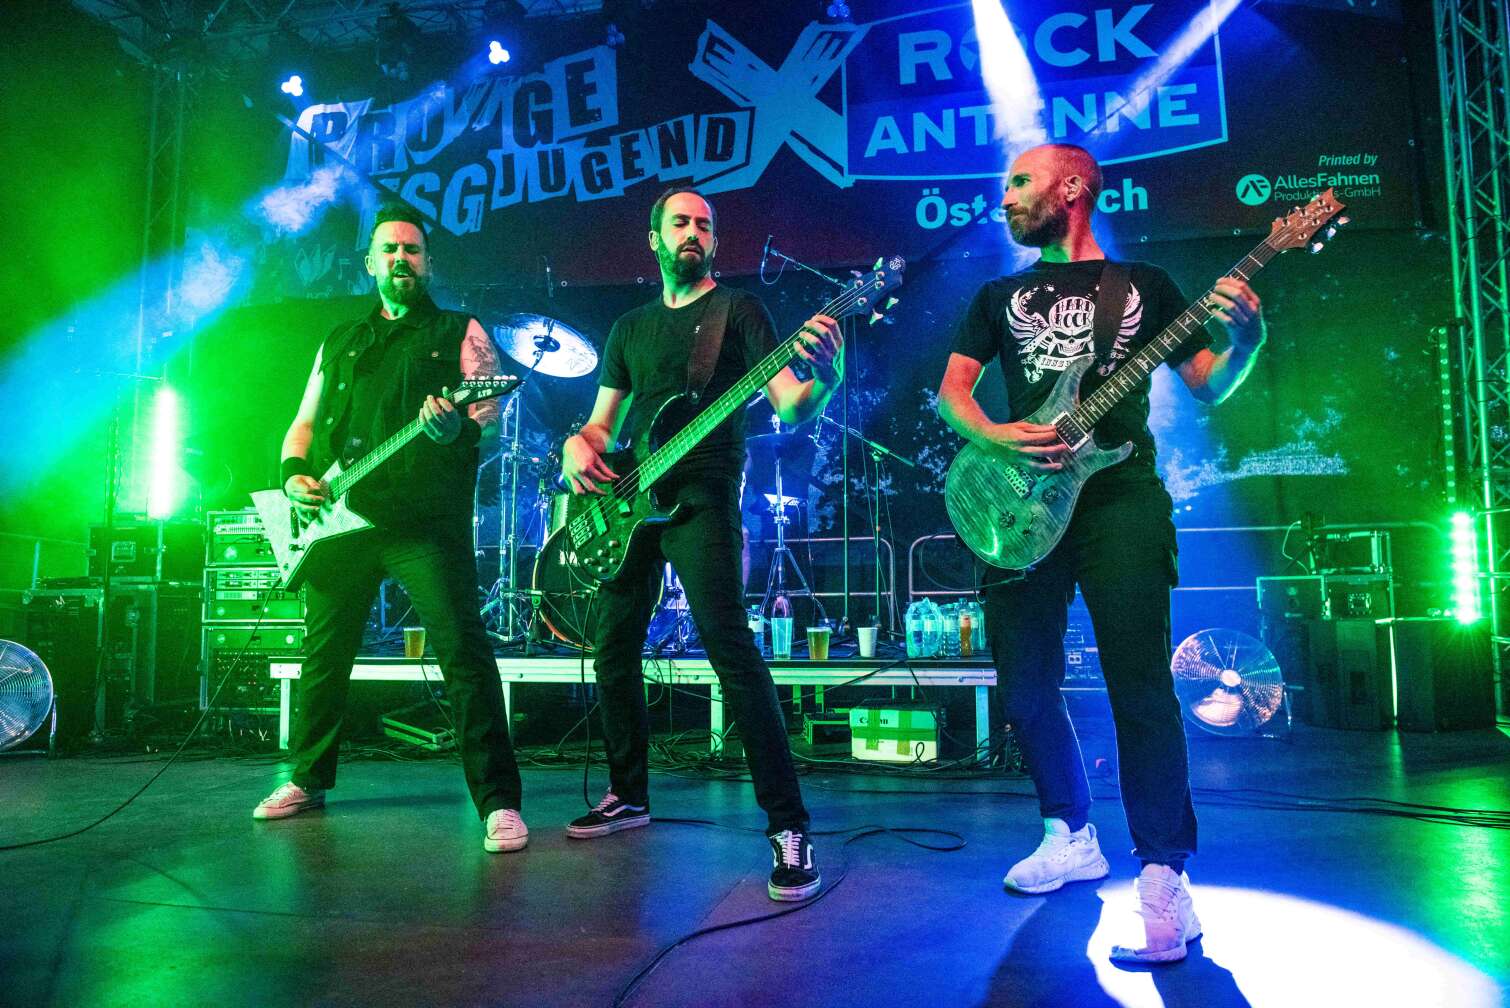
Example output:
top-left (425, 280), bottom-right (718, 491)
top-left (1092, 261), bottom-right (1131, 369)
top-left (685, 286), bottom-right (734, 404)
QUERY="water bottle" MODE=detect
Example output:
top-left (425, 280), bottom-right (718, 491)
top-left (941, 603), bottom-right (961, 657)
top-left (960, 599), bottom-right (986, 654)
top-left (905, 598), bottom-right (944, 658)
top-left (747, 606), bottom-right (766, 656)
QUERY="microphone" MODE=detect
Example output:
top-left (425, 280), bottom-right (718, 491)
top-left (762, 235), bottom-right (772, 269)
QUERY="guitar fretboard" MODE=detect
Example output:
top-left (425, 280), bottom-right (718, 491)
top-left (1068, 241), bottom-right (1279, 432)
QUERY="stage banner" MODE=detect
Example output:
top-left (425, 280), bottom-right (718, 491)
top-left (260, 0), bottom-right (1414, 291)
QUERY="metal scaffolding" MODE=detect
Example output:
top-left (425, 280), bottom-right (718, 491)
top-left (1436, 0), bottom-right (1510, 712)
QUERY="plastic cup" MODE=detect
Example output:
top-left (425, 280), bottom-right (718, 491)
top-left (403, 626), bottom-right (426, 659)
top-left (770, 617), bottom-right (794, 659)
top-left (857, 625), bottom-right (879, 658)
top-left (806, 625), bottom-right (831, 661)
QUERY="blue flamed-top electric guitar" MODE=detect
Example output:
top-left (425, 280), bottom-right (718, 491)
top-left (945, 190), bottom-right (1349, 570)
top-left (561, 257), bottom-right (906, 584)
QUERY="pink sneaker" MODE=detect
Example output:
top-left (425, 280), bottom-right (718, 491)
top-left (252, 782), bottom-right (325, 820)
top-left (1109, 864), bottom-right (1203, 964)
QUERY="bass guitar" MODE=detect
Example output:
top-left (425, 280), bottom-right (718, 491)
top-left (562, 258), bottom-right (905, 584)
top-left (252, 375), bottom-right (521, 588)
top-left (945, 190), bottom-right (1348, 570)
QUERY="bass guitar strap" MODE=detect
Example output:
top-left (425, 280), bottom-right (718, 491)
top-left (686, 286), bottom-right (734, 403)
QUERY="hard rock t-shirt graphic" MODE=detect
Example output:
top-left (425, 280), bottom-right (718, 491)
top-left (1004, 281), bottom-right (1144, 383)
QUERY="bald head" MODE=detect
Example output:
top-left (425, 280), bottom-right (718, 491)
top-left (1019, 143), bottom-right (1102, 212)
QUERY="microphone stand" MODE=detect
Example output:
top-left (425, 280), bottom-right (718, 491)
top-left (815, 414), bottom-right (914, 636)
top-left (761, 240), bottom-right (855, 634)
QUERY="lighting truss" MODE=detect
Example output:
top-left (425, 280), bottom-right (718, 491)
top-left (1435, 0), bottom-right (1510, 712)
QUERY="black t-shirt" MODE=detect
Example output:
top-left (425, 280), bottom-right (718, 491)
top-left (599, 287), bottom-right (780, 486)
top-left (950, 259), bottom-right (1207, 493)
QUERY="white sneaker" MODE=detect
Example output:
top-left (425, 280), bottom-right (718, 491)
top-left (252, 782), bottom-right (325, 820)
top-left (1003, 818), bottom-right (1111, 894)
top-left (484, 809), bottom-right (529, 852)
top-left (1109, 864), bottom-right (1203, 964)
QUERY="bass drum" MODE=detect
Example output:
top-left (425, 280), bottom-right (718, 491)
top-left (533, 525), bottom-right (669, 648)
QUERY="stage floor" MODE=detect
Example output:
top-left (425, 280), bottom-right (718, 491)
top-left (3, 726), bottom-right (1508, 1008)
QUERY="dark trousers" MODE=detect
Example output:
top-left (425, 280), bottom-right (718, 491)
top-left (592, 479), bottom-right (810, 834)
top-left (289, 517), bottom-right (522, 818)
top-left (980, 484), bottom-right (1196, 865)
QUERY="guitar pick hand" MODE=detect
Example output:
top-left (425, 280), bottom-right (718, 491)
top-left (988, 421), bottom-right (1068, 472)
top-left (283, 474), bottom-right (328, 519)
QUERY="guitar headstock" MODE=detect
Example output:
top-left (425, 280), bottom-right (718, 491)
top-left (450, 375), bottom-right (522, 405)
top-left (1267, 188), bottom-right (1350, 254)
top-left (832, 255), bottom-right (906, 325)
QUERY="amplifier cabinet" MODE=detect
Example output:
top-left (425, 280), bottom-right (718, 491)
top-left (1306, 618), bottom-right (1394, 730)
top-left (203, 567), bottom-right (306, 623)
top-left (1384, 618), bottom-right (1494, 732)
top-left (88, 519), bottom-right (205, 582)
top-left (21, 583), bottom-right (202, 737)
top-left (206, 509), bottom-right (276, 567)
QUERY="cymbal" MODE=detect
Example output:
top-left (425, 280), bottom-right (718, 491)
top-left (745, 431), bottom-right (814, 457)
top-left (492, 313), bottom-right (598, 379)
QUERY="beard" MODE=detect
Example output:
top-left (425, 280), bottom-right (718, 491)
top-left (1008, 196), bottom-right (1070, 248)
top-left (657, 240), bottom-right (713, 283)
top-left (378, 268), bottom-right (427, 304)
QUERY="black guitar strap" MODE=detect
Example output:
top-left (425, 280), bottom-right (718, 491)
top-left (685, 286), bottom-right (734, 404)
top-left (1093, 261), bottom-right (1131, 369)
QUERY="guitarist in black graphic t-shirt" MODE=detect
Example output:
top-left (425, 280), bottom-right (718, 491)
top-left (938, 144), bottom-right (1267, 965)
top-left (557, 188), bottom-right (844, 903)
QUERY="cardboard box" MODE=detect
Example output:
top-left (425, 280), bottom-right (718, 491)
top-left (849, 702), bottom-right (939, 763)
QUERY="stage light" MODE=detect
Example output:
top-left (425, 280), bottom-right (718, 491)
top-left (147, 384), bottom-right (185, 520)
top-left (1450, 511), bottom-right (1482, 624)
top-left (488, 41), bottom-right (511, 65)
top-left (969, 0), bottom-right (1047, 154)
top-left (279, 74), bottom-right (304, 98)
top-left (820, 1), bottom-right (853, 23)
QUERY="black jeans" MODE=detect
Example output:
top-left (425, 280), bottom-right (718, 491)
top-left (592, 479), bottom-right (810, 834)
top-left (980, 483), bottom-right (1196, 865)
top-left (289, 516), bottom-right (522, 818)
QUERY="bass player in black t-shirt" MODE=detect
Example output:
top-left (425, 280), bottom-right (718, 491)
top-left (558, 188), bottom-right (843, 902)
top-left (937, 144), bottom-right (1267, 964)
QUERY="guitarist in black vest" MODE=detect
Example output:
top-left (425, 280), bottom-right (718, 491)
top-left (558, 188), bottom-right (843, 902)
top-left (937, 144), bottom-right (1266, 963)
top-left (252, 204), bottom-right (528, 855)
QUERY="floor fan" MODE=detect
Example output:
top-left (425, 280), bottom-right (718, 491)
top-left (0, 640), bottom-right (56, 753)
top-left (1171, 628), bottom-right (1288, 736)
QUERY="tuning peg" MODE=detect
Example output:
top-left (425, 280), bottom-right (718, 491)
top-left (1337, 215), bottom-right (1351, 227)
top-left (885, 297), bottom-right (899, 310)
top-left (1325, 226), bottom-right (1337, 239)
top-left (851, 269), bottom-right (863, 279)
top-left (872, 257), bottom-right (883, 271)
top-left (1309, 241), bottom-right (1324, 253)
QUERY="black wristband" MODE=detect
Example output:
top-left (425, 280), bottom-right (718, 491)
top-left (455, 417), bottom-right (483, 449)
top-left (281, 457), bottom-right (314, 486)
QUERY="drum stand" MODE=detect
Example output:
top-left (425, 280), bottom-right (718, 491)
top-left (481, 334), bottom-right (553, 645)
top-left (757, 453), bottom-right (826, 624)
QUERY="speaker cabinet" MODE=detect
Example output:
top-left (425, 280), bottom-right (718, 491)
top-left (1385, 618), bottom-right (1494, 732)
top-left (1306, 618), bottom-right (1393, 730)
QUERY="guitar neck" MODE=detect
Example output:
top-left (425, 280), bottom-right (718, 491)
top-left (637, 298), bottom-right (843, 488)
top-left (1071, 239), bottom-right (1281, 430)
top-left (328, 414), bottom-right (430, 499)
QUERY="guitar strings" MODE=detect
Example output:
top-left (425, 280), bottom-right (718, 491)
top-left (572, 277), bottom-right (882, 531)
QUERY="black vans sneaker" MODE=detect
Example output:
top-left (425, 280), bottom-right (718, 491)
top-left (767, 829), bottom-right (821, 901)
top-left (566, 792), bottom-right (650, 838)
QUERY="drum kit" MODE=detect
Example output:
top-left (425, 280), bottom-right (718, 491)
top-left (475, 312), bottom-right (696, 653)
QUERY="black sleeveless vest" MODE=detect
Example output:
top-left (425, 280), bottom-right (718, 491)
top-left (311, 296), bottom-right (478, 527)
